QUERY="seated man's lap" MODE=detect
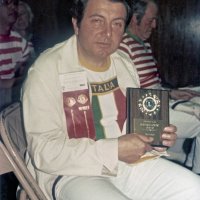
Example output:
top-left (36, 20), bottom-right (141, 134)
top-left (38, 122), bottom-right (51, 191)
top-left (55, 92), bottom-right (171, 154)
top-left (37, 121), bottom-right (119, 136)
top-left (56, 158), bottom-right (200, 200)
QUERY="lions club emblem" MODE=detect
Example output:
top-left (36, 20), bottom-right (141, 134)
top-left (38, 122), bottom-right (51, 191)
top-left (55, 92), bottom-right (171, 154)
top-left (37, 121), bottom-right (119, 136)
top-left (138, 91), bottom-right (160, 116)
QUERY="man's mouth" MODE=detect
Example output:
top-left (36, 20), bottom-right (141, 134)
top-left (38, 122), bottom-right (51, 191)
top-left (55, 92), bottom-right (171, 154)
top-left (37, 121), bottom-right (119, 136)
top-left (8, 12), bottom-right (17, 17)
top-left (97, 42), bottom-right (111, 47)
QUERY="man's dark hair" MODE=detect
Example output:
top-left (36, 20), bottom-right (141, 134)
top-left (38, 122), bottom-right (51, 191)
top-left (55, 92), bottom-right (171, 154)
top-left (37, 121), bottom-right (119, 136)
top-left (0, 0), bottom-right (19, 6)
top-left (131, 0), bottom-right (157, 25)
top-left (69, 0), bottom-right (132, 29)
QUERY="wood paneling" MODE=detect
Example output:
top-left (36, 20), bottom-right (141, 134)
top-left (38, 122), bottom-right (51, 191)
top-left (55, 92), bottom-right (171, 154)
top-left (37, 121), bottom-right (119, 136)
top-left (151, 0), bottom-right (200, 88)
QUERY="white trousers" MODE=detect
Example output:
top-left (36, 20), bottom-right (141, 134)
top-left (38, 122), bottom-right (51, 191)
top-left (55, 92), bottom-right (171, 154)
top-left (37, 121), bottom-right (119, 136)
top-left (168, 86), bottom-right (200, 173)
top-left (169, 108), bottom-right (200, 173)
top-left (56, 158), bottom-right (200, 200)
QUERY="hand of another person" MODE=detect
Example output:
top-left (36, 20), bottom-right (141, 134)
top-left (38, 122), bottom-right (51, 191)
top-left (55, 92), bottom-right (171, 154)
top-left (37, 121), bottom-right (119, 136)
top-left (170, 89), bottom-right (198, 100)
top-left (153, 124), bottom-right (177, 152)
top-left (118, 133), bottom-right (153, 164)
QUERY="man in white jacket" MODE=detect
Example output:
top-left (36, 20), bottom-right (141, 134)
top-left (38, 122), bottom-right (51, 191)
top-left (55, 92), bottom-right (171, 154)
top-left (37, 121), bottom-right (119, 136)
top-left (22, 0), bottom-right (200, 199)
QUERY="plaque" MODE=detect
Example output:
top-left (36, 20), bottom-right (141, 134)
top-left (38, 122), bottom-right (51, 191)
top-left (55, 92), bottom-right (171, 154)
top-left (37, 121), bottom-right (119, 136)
top-left (126, 88), bottom-right (169, 147)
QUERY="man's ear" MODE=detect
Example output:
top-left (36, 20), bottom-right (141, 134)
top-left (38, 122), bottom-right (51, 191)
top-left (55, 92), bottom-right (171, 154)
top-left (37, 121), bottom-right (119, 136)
top-left (72, 17), bottom-right (79, 35)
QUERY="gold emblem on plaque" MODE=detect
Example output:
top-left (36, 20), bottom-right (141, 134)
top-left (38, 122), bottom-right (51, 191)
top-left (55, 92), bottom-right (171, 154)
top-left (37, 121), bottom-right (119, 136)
top-left (138, 92), bottom-right (160, 116)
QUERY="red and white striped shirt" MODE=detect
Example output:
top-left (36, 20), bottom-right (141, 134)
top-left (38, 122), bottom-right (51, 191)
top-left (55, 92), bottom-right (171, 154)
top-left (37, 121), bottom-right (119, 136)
top-left (0, 31), bottom-right (30, 79)
top-left (119, 32), bottom-right (161, 89)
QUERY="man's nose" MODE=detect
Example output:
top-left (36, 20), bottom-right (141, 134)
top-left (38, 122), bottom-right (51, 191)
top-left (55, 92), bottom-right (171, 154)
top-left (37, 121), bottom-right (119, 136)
top-left (104, 23), bottom-right (112, 38)
top-left (152, 19), bottom-right (157, 29)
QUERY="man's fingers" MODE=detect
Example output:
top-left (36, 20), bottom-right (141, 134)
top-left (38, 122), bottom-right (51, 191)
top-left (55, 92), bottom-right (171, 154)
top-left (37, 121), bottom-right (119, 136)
top-left (135, 133), bottom-right (154, 143)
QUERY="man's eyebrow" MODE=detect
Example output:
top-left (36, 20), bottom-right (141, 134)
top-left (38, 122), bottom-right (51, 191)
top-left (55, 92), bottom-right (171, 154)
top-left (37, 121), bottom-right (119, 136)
top-left (113, 17), bottom-right (126, 21)
top-left (89, 14), bottom-right (125, 21)
top-left (147, 16), bottom-right (158, 21)
top-left (150, 16), bottom-right (158, 19)
top-left (89, 14), bottom-right (104, 18)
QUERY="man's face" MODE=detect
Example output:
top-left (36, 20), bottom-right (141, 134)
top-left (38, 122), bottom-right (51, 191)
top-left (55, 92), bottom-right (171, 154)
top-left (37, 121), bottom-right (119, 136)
top-left (14, 4), bottom-right (30, 31)
top-left (135, 2), bottom-right (158, 41)
top-left (0, 0), bottom-right (18, 27)
top-left (73, 0), bottom-right (127, 63)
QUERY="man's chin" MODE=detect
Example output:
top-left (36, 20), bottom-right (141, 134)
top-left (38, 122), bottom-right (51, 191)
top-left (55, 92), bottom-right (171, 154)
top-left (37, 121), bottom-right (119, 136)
top-left (96, 49), bottom-right (111, 58)
top-left (9, 20), bottom-right (17, 27)
top-left (145, 33), bottom-right (152, 40)
top-left (8, 16), bottom-right (17, 24)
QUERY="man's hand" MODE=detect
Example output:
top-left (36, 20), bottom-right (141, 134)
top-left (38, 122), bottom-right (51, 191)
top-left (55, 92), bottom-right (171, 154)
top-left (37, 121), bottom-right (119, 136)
top-left (118, 124), bottom-right (177, 164)
top-left (118, 134), bottom-right (153, 164)
top-left (154, 124), bottom-right (177, 152)
top-left (170, 89), bottom-right (199, 100)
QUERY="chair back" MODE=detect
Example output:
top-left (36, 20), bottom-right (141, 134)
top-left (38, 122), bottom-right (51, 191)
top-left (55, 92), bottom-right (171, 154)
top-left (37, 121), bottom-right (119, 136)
top-left (0, 102), bottom-right (48, 200)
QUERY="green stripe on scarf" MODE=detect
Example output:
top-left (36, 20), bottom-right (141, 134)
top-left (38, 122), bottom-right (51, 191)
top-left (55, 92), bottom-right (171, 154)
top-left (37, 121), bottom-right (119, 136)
top-left (92, 96), bottom-right (105, 139)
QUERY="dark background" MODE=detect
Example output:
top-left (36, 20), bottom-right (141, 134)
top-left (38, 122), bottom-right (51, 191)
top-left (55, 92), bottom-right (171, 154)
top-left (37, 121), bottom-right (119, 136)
top-left (151, 0), bottom-right (200, 87)
top-left (24, 0), bottom-right (200, 88)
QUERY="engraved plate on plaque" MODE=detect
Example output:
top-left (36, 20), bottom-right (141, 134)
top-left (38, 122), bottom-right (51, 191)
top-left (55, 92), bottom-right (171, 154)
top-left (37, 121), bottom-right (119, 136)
top-left (126, 88), bottom-right (169, 147)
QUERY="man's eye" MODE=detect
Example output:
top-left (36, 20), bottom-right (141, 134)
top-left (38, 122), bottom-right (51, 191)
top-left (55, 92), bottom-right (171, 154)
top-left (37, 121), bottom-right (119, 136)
top-left (112, 21), bottom-right (124, 29)
top-left (91, 18), bottom-right (105, 28)
top-left (148, 18), bottom-right (157, 24)
top-left (92, 18), bottom-right (102, 24)
top-left (114, 22), bottom-right (122, 27)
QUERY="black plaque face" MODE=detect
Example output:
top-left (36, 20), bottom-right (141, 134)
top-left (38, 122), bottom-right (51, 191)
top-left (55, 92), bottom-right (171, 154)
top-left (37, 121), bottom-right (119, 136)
top-left (126, 88), bottom-right (169, 147)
